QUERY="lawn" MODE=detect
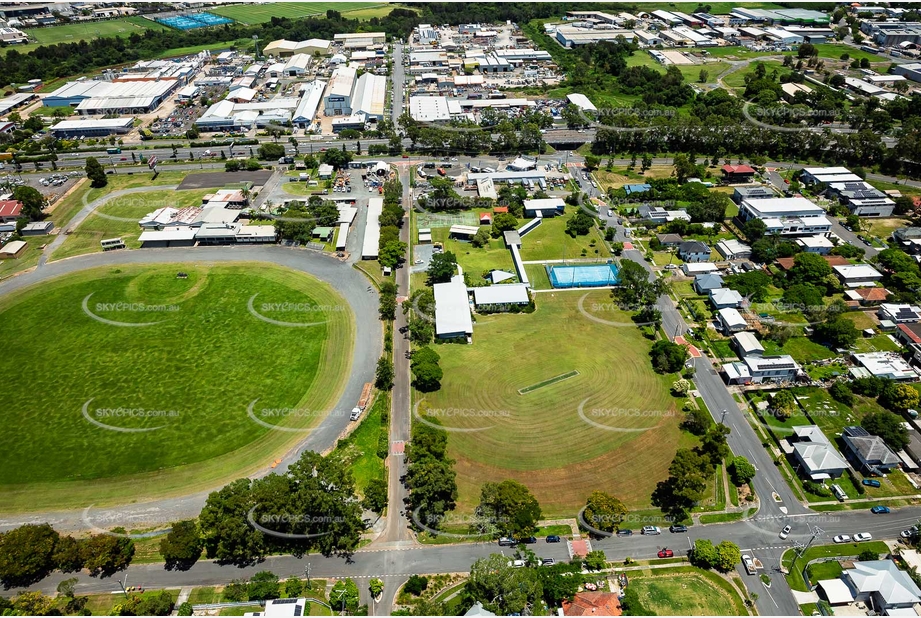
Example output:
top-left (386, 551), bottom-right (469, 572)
top-left (628, 566), bottom-right (749, 616)
top-left (783, 542), bottom-right (890, 591)
top-left (852, 334), bottom-right (901, 353)
top-left (524, 263), bottom-right (552, 290)
top-left (518, 209), bottom-right (607, 262)
top-left (0, 236), bottom-right (45, 280)
top-left (13, 17), bottom-right (169, 55)
top-left (83, 589), bottom-right (180, 616)
top-left (722, 60), bottom-right (788, 90)
top-left (624, 51), bottom-right (731, 85)
top-left (429, 227), bottom-right (516, 282)
top-left (415, 290), bottom-right (689, 516)
top-left (210, 2), bottom-right (384, 24)
top-left (867, 179), bottom-right (921, 198)
top-left (0, 263), bottom-right (353, 513)
top-left (332, 393), bottom-right (387, 495)
top-left (52, 188), bottom-right (212, 260)
top-left (762, 336), bottom-right (835, 363)
top-left (812, 43), bottom-right (890, 64)
top-left (863, 217), bottom-right (909, 241)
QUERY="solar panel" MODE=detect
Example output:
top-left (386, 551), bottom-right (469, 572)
top-left (845, 426), bottom-right (871, 437)
top-left (274, 599), bottom-right (298, 605)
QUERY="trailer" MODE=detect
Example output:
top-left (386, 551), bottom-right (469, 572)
top-left (350, 383), bottom-right (373, 420)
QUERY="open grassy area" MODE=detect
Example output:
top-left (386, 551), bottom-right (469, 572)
top-left (333, 393), bottom-right (386, 494)
top-left (518, 210), bottom-right (607, 261)
top-left (53, 188), bottom-right (211, 260)
top-left (812, 43), bottom-right (890, 63)
top-left (429, 226), bottom-right (516, 282)
top-left (0, 236), bottom-right (45, 280)
top-left (722, 60), bottom-right (788, 90)
top-left (863, 217), bottom-right (910, 241)
top-left (83, 589), bottom-right (180, 616)
top-left (209, 2), bottom-right (385, 24)
top-left (783, 542), bottom-right (890, 591)
top-left (13, 17), bottom-right (169, 55)
top-left (628, 566), bottom-right (750, 616)
top-left (0, 263), bottom-right (353, 513)
top-left (416, 290), bottom-right (687, 516)
top-left (762, 336), bottom-right (835, 363)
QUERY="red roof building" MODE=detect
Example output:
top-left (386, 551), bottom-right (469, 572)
top-left (776, 255), bottom-right (850, 271)
top-left (0, 200), bottom-right (23, 222)
top-left (562, 592), bottom-right (622, 617)
top-left (479, 212), bottom-right (492, 224)
top-left (898, 323), bottom-right (921, 345)
top-left (493, 206), bottom-right (508, 213)
top-left (721, 164), bottom-right (757, 183)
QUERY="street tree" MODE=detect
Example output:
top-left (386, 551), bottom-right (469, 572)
top-left (85, 156), bottom-right (107, 188)
top-left (477, 480), bottom-right (542, 537)
top-left (583, 491), bottom-right (627, 533)
top-left (159, 520), bottom-right (202, 571)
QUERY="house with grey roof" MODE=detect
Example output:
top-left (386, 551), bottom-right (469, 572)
top-left (844, 560), bottom-right (921, 613)
top-left (731, 331), bottom-right (764, 358)
top-left (841, 426), bottom-right (901, 474)
top-left (678, 240), bottom-right (711, 263)
top-left (693, 273), bottom-right (724, 294)
top-left (790, 425), bottom-right (848, 480)
top-left (710, 287), bottom-right (744, 309)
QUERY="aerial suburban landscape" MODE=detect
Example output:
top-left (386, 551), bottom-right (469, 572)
top-left (4, 1), bottom-right (921, 616)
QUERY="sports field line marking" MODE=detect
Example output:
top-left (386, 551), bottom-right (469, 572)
top-left (518, 370), bottom-right (579, 395)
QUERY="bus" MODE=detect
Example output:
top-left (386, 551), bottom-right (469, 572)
top-left (106, 147), bottom-right (121, 154)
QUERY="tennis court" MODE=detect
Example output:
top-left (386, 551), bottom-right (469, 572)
top-left (546, 263), bottom-right (620, 288)
top-left (415, 211), bottom-right (479, 229)
top-left (156, 12), bottom-right (234, 30)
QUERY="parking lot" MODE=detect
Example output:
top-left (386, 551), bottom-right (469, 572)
top-left (0, 170), bottom-right (83, 201)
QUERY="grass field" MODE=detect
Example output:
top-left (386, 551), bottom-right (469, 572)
top-left (332, 393), bottom-right (386, 494)
top-left (0, 263), bottom-right (353, 512)
top-left (210, 2), bottom-right (385, 24)
top-left (518, 210), bottom-right (607, 261)
top-left (812, 43), bottom-right (890, 63)
top-left (429, 226), bottom-right (515, 281)
top-left (722, 60), bottom-right (788, 89)
top-left (52, 187), bottom-right (212, 260)
top-left (415, 290), bottom-right (688, 516)
top-left (13, 17), bottom-right (169, 55)
top-left (0, 236), bottom-right (45, 280)
top-left (863, 217), bottom-right (910, 241)
top-left (628, 566), bottom-right (749, 616)
top-left (783, 541), bottom-right (889, 591)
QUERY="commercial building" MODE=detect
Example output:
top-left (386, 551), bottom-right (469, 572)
top-left (334, 32), bottom-right (386, 48)
top-left (49, 117), bottom-right (134, 138)
top-left (471, 284), bottom-right (530, 310)
top-left (323, 66), bottom-right (357, 116)
top-left (0, 200), bottom-right (22, 222)
top-left (0, 92), bottom-right (37, 117)
top-left (827, 181), bottom-right (895, 217)
top-left (196, 97), bottom-right (303, 131)
top-left (523, 198), bottom-right (565, 218)
top-left (434, 274), bottom-right (473, 339)
top-left (43, 79), bottom-right (179, 114)
top-left (851, 352), bottom-right (919, 381)
top-left (554, 25), bottom-right (635, 47)
top-left (892, 63), bottom-right (921, 84)
top-left (350, 73), bottom-right (386, 122)
top-left (292, 80), bottom-right (326, 129)
top-left (361, 197), bottom-right (382, 260)
top-left (801, 166), bottom-right (864, 185)
top-left (263, 38), bottom-right (332, 57)
top-left (738, 197), bottom-right (830, 237)
top-left (282, 54), bottom-right (311, 77)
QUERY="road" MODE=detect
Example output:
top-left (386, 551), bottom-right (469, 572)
top-left (0, 245), bottom-right (381, 532)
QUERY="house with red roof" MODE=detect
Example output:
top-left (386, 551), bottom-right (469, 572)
top-left (479, 212), bottom-right (492, 225)
top-left (721, 164), bottom-right (756, 184)
top-left (0, 200), bottom-right (23, 222)
top-left (562, 591), bottom-right (622, 616)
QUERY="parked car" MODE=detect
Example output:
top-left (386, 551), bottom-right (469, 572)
top-left (669, 524), bottom-right (688, 533)
top-left (642, 526), bottom-right (661, 535)
top-left (616, 529), bottom-right (633, 537)
top-left (862, 479), bottom-right (882, 488)
top-left (498, 537), bottom-right (515, 546)
top-left (902, 527), bottom-right (918, 539)
top-left (541, 558), bottom-right (555, 566)
top-left (779, 525), bottom-right (792, 540)
top-left (657, 548), bottom-right (674, 558)
top-left (546, 535), bottom-right (561, 543)
top-left (518, 536), bottom-right (537, 545)
top-left (508, 559), bottom-right (525, 568)
top-left (871, 506), bottom-right (891, 514)
top-left (854, 533), bottom-right (873, 542)
top-left (833, 535), bottom-right (852, 543)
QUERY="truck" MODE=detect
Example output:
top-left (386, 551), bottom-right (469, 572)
top-left (0, 153), bottom-right (11, 162)
top-left (350, 383), bottom-right (373, 421)
top-left (106, 147), bottom-right (121, 155)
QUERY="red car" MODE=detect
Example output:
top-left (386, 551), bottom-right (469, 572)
top-left (657, 549), bottom-right (674, 558)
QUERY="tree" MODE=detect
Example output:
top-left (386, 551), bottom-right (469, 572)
top-left (652, 449), bottom-right (710, 520)
top-left (771, 390), bottom-right (797, 421)
top-left (715, 540), bottom-right (742, 572)
top-left (858, 549), bottom-right (879, 562)
top-left (466, 554), bottom-right (543, 616)
top-left (329, 578), bottom-right (360, 614)
top-left (375, 356), bottom-right (394, 391)
top-left (537, 562), bottom-right (582, 607)
top-left (672, 379), bottom-right (691, 396)
top-left (320, 148), bottom-right (353, 170)
top-left (782, 284), bottom-right (825, 315)
top-left (862, 410), bottom-right (910, 451)
top-left (682, 407), bottom-right (713, 436)
top-left (363, 478), bottom-right (388, 514)
top-left (285, 576), bottom-right (304, 599)
top-left (649, 340), bottom-right (688, 374)
top-left (85, 156), bottom-right (107, 188)
top-left (879, 383), bottom-right (920, 414)
top-left (743, 218), bottom-right (767, 242)
top-left (225, 159), bottom-right (242, 172)
top-left (411, 350), bottom-right (443, 392)
top-left (690, 538), bottom-right (719, 569)
top-left (724, 271), bottom-right (771, 302)
top-left (11, 185), bottom-right (45, 221)
top-left (583, 491), bottom-right (627, 533)
top-left (673, 153), bottom-right (696, 184)
top-left (698, 424), bottom-right (731, 468)
top-left (477, 480), bottom-right (542, 537)
top-left (81, 534), bottom-right (134, 577)
top-left (159, 520), bottom-right (202, 571)
top-left (224, 580), bottom-right (249, 602)
top-left (404, 575), bottom-right (429, 596)
top-left (698, 68), bottom-right (709, 83)
top-left (426, 252), bottom-right (457, 285)
top-left (369, 578), bottom-right (384, 598)
top-left (199, 478), bottom-right (266, 566)
top-left (798, 42), bottom-right (817, 59)
top-left (136, 590), bottom-right (174, 616)
top-left (11, 591), bottom-right (57, 616)
top-left (177, 602), bottom-right (194, 616)
top-left (788, 252), bottom-right (833, 288)
top-left (728, 456), bottom-right (756, 486)
top-left (258, 142), bottom-right (285, 160)
top-left (471, 227), bottom-right (490, 248)
top-left (566, 211), bottom-right (594, 237)
top-left (583, 550), bottom-right (608, 571)
top-left (829, 382), bottom-right (855, 406)
top-left (0, 523), bottom-right (60, 587)
top-left (814, 316), bottom-right (859, 348)
top-left (248, 571), bottom-right (280, 601)
top-left (491, 212), bottom-right (518, 237)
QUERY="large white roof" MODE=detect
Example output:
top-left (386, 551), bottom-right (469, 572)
top-left (351, 73), bottom-right (386, 118)
top-left (741, 197), bottom-right (823, 217)
top-left (326, 66), bottom-right (357, 98)
top-left (472, 284), bottom-right (529, 306)
top-left (434, 275), bottom-right (473, 337)
top-left (361, 197), bottom-right (382, 259)
top-left (410, 95), bottom-right (451, 122)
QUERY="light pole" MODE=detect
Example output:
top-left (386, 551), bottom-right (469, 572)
top-left (305, 563), bottom-right (311, 592)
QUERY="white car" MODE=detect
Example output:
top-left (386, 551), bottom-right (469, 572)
top-left (833, 534), bottom-right (851, 544)
top-left (779, 525), bottom-right (791, 540)
top-left (854, 533), bottom-right (873, 542)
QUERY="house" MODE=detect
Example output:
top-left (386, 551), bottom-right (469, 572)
top-left (709, 288), bottom-right (744, 309)
top-left (845, 287), bottom-right (890, 306)
top-left (464, 602), bottom-right (496, 617)
top-left (796, 235), bottom-right (834, 255)
top-left (0, 200), bottom-right (22, 222)
top-left (833, 264), bottom-right (883, 288)
top-left (678, 240), bottom-right (711, 263)
top-left (841, 426), bottom-right (901, 474)
top-left (244, 597), bottom-right (310, 617)
top-left (715, 239), bottom-right (752, 260)
top-left (790, 425), bottom-right (848, 480)
top-left (682, 262), bottom-right (719, 276)
top-left (523, 198), bottom-right (565, 218)
top-left (897, 323), bottom-right (921, 349)
top-left (478, 212), bottom-right (492, 225)
top-left (731, 331), bottom-right (764, 358)
top-left (717, 307), bottom-right (748, 335)
top-left (851, 352), bottom-right (918, 382)
top-left (20, 221), bottom-right (53, 236)
top-left (562, 591), bottom-right (622, 617)
top-left (878, 303), bottom-right (921, 324)
top-left (656, 233), bottom-right (683, 247)
top-left (894, 228), bottom-right (921, 254)
top-left (694, 273), bottom-right (724, 294)
top-left (433, 274), bottom-right (473, 339)
top-left (723, 354), bottom-right (800, 384)
top-left (0, 239), bottom-right (26, 259)
top-left (732, 185), bottom-right (774, 204)
top-left (721, 164), bottom-right (756, 183)
top-left (843, 560), bottom-right (921, 613)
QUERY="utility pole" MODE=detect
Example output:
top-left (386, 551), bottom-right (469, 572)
top-left (117, 573), bottom-right (129, 599)
top-left (305, 563), bottom-right (311, 592)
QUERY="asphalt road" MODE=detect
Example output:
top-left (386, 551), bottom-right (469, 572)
top-left (0, 246), bottom-right (381, 532)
